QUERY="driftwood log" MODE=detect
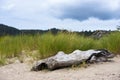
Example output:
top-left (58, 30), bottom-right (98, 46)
top-left (31, 49), bottom-right (115, 71)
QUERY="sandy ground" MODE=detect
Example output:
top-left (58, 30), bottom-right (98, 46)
top-left (0, 57), bottom-right (120, 80)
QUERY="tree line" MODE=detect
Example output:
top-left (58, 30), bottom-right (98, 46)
top-left (0, 24), bottom-right (111, 38)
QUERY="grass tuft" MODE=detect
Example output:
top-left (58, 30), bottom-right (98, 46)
top-left (0, 31), bottom-right (120, 65)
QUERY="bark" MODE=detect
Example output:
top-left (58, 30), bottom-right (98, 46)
top-left (31, 49), bottom-right (114, 71)
top-left (31, 57), bottom-right (84, 71)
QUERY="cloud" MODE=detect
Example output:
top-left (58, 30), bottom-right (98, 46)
top-left (1, 0), bottom-right (120, 20)
top-left (0, 0), bottom-right (120, 31)
top-left (56, 0), bottom-right (120, 20)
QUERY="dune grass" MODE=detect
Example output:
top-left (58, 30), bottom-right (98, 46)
top-left (37, 32), bottom-right (96, 59)
top-left (98, 31), bottom-right (120, 54)
top-left (0, 31), bottom-right (120, 65)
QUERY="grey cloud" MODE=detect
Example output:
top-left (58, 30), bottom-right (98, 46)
top-left (57, 1), bottom-right (120, 20)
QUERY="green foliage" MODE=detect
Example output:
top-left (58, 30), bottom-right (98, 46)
top-left (0, 31), bottom-right (120, 65)
top-left (98, 32), bottom-right (120, 54)
top-left (37, 32), bottom-right (95, 59)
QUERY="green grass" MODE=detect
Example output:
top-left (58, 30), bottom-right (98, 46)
top-left (37, 32), bottom-right (95, 58)
top-left (0, 31), bottom-right (120, 65)
top-left (98, 31), bottom-right (120, 54)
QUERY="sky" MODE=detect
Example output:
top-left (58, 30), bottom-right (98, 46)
top-left (0, 0), bottom-right (120, 31)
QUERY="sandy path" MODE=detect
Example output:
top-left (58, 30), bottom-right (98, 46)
top-left (0, 57), bottom-right (120, 80)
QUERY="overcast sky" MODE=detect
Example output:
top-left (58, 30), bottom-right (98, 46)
top-left (0, 0), bottom-right (120, 31)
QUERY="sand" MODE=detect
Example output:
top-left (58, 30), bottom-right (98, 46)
top-left (0, 57), bottom-right (120, 80)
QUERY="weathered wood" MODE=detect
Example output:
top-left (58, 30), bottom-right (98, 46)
top-left (31, 49), bottom-right (114, 71)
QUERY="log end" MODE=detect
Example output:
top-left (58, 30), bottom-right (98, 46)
top-left (31, 62), bottom-right (48, 71)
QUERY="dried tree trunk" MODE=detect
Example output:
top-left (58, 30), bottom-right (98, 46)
top-left (31, 56), bottom-right (84, 71)
top-left (31, 49), bottom-right (114, 71)
top-left (31, 50), bottom-right (90, 71)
